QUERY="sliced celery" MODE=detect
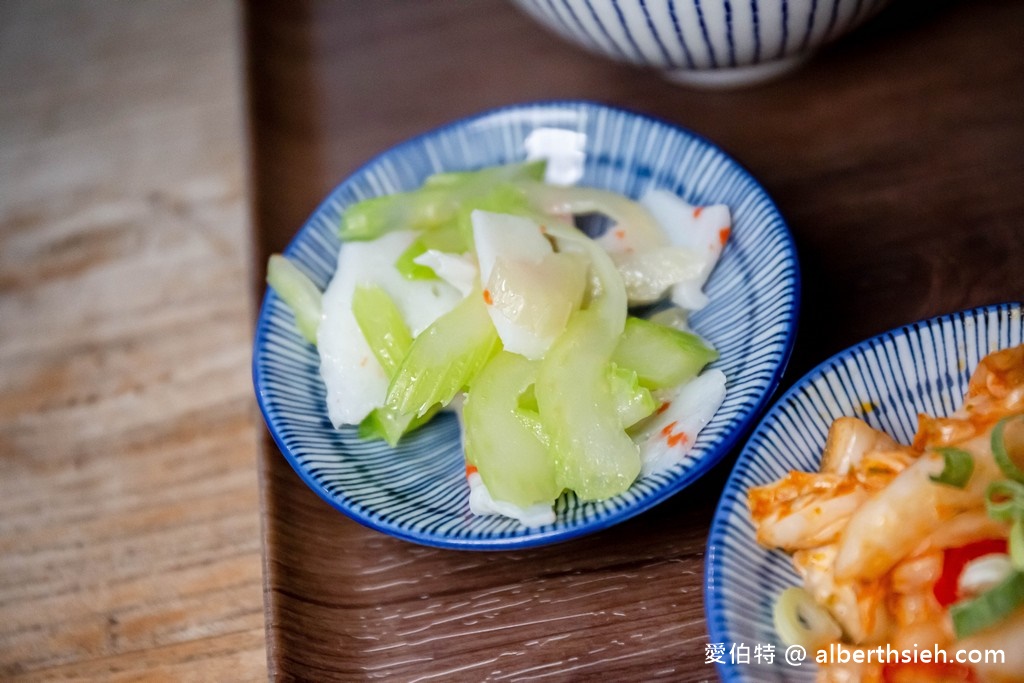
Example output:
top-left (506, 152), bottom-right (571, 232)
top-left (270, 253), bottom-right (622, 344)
top-left (341, 161), bottom-right (546, 242)
top-left (517, 213), bottom-right (639, 499)
top-left (266, 254), bottom-right (322, 345)
top-left (514, 385), bottom-right (548, 444)
top-left (464, 352), bottom-right (560, 507)
top-left (517, 180), bottom-right (665, 250)
top-left (351, 284), bottom-right (413, 375)
top-left (452, 184), bottom-right (534, 247)
top-left (608, 364), bottom-right (657, 429)
top-left (350, 284), bottom-right (429, 444)
top-left (536, 309), bottom-right (640, 500)
top-left (386, 290), bottom-right (500, 417)
top-left (612, 317), bottom-right (718, 390)
top-left (394, 222), bottom-right (470, 280)
top-left (423, 160), bottom-right (546, 189)
top-left (340, 189), bottom-right (456, 242)
top-left (515, 407), bottom-right (549, 447)
top-left (394, 238), bottom-right (435, 280)
top-left (359, 405), bottom-right (438, 446)
top-left (518, 384), bottom-right (538, 412)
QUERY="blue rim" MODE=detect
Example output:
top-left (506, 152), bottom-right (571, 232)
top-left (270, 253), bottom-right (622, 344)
top-left (704, 300), bottom-right (1022, 681)
top-left (253, 99), bottom-right (800, 550)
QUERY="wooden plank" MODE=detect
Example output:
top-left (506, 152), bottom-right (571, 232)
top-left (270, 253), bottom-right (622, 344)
top-left (245, 0), bottom-right (1024, 679)
top-left (0, 0), bottom-right (265, 678)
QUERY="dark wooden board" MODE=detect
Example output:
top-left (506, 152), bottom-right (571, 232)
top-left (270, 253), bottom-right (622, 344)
top-left (245, 1), bottom-right (1024, 679)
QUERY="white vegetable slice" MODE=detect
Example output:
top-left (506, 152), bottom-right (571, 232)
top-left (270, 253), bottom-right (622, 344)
top-left (635, 369), bottom-right (727, 475)
top-left (484, 253), bottom-right (587, 359)
top-left (472, 210), bottom-right (551, 281)
top-left (639, 189), bottom-right (731, 311)
top-left (318, 230), bottom-right (462, 427)
top-left (472, 210), bottom-right (588, 359)
top-left (412, 249), bottom-right (478, 296)
top-left (467, 472), bottom-right (556, 527)
top-left (524, 128), bottom-right (586, 187)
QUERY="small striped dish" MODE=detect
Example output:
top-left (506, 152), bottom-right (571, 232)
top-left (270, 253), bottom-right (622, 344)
top-left (705, 302), bottom-right (1024, 682)
top-left (253, 101), bottom-right (799, 549)
top-left (511, 0), bottom-right (893, 87)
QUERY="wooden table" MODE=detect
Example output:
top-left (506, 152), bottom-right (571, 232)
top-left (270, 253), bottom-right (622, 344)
top-left (246, 1), bottom-right (1023, 680)
top-left (0, 1), bottom-right (266, 679)
top-left (3, 0), bottom-right (1023, 680)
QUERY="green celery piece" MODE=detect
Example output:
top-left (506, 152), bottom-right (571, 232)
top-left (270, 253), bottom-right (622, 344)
top-left (453, 183), bottom-right (534, 247)
top-left (341, 161), bottom-right (546, 242)
top-left (423, 160), bottom-right (546, 189)
top-left (266, 254), bottom-right (322, 345)
top-left (386, 290), bottom-right (500, 417)
top-left (536, 309), bottom-right (640, 501)
top-left (608, 363), bottom-right (657, 429)
top-left (612, 317), bottom-right (718, 390)
top-left (351, 284), bottom-right (430, 444)
top-left (359, 404), bottom-right (439, 446)
top-left (517, 180), bottom-right (664, 248)
top-left (529, 213), bottom-right (637, 499)
top-left (515, 385), bottom-right (548, 444)
top-left (532, 215), bottom-right (627, 326)
top-left (340, 188), bottom-right (456, 241)
top-left (464, 352), bottom-right (560, 507)
top-left (515, 408), bottom-right (549, 447)
top-left (351, 284), bottom-right (413, 375)
top-left (394, 222), bottom-right (470, 280)
top-left (518, 384), bottom-right (538, 412)
top-left (420, 220), bottom-right (470, 252)
top-left (394, 238), bottom-right (435, 280)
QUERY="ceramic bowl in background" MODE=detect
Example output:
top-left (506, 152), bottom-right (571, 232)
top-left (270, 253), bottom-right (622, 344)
top-left (253, 100), bottom-right (799, 549)
top-left (510, 0), bottom-right (893, 88)
top-left (704, 302), bottom-right (1024, 681)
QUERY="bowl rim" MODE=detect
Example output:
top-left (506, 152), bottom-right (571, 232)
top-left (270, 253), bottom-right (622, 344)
top-left (703, 300), bottom-right (1023, 681)
top-left (252, 98), bottom-right (801, 549)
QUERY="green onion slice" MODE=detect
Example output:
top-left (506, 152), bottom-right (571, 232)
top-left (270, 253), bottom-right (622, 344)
top-left (773, 587), bottom-right (842, 649)
top-left (985, 480), bottom-right (1024, 522)
top-left (929, 447), bottom-right (975, 488)
top-left (950, 570), bottom-right (1024, 638)
top-left (992, 414), bottom-right (1024, 483)
top-left (1010, 518), bottom-right (1024, 571)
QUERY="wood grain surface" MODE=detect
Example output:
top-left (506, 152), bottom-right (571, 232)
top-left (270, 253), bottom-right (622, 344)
top-left (0, 1), bottom-right (265, 679)
top-left (246, 0), bottom-right (1024, 680)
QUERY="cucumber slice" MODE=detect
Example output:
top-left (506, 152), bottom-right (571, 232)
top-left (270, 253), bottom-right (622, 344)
top-left (386, 290), bottom-right (500, 417)
top-left (266, 254), bottom-right (322, 345)
top-left (464, 352), bottom-right (560, 507)
top-left (612, 317), bottom-right (718, 390)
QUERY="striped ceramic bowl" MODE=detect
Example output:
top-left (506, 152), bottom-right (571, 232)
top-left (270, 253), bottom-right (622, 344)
top-left (253, 100), bottom-right (799, 549)
top-left (705, 302), bottom-right (1024, 681)
top-left (511, 0), bottom-right (893, 88)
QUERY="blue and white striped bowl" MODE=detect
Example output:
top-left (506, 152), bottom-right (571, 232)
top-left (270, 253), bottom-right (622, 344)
top-left (253, 101), bottom-right (799, 549)
top-left (511, 0), bottom-right (893, 88)
top-left (705, 302), bottom-right (1024, 681)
